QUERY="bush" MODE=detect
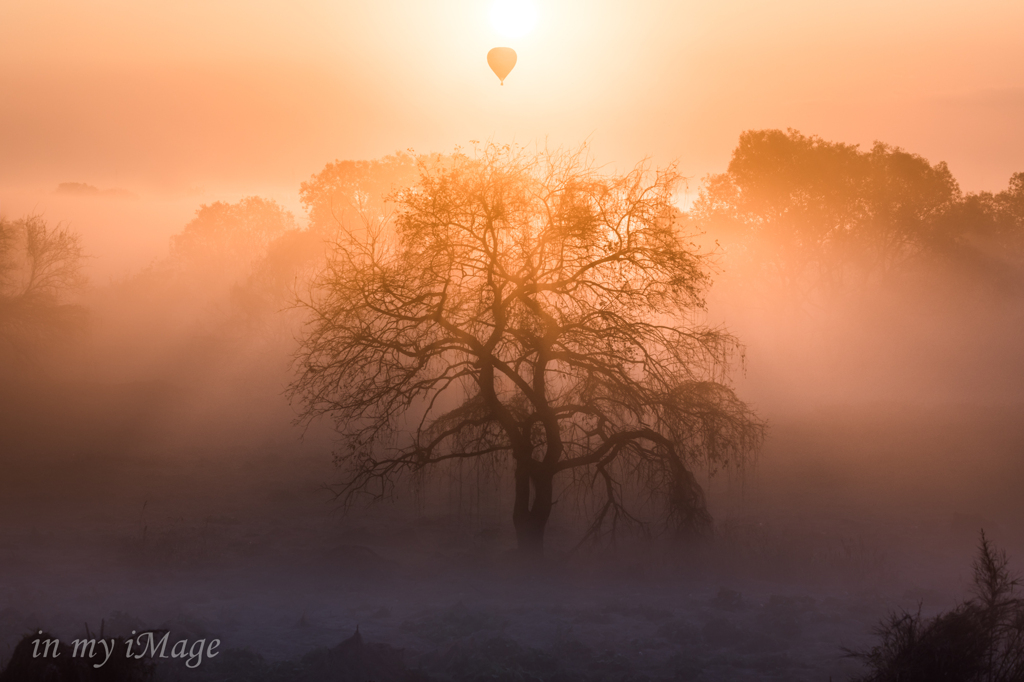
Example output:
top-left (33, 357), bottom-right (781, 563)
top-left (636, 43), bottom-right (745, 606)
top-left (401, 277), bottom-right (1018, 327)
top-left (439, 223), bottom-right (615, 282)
top-left (849, 531), bottom-right (1024, 682)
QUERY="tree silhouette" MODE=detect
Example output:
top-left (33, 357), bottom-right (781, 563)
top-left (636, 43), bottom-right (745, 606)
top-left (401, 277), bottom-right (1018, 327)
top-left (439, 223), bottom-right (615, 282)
top-left (938, 171), bottom-right (1024, 284)
top-left (692, 129), bottom-right (963, 298)
top-left (290, 144), bottom-right (764, 555)
top-left (299, 152), bottom-right (422, 235)
top-left (171, 196), bottom-right (297, 282)
top-left (0, 215), bottom-right (86, 371)
top-left (849, 531), bottom-right (1024, 682)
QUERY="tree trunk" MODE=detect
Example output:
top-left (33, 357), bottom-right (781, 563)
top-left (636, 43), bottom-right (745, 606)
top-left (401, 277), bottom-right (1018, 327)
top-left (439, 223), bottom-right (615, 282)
top-left (668, 456), bottom-right (712, 538)
top-left (512, 463), bottom-right (553, 556)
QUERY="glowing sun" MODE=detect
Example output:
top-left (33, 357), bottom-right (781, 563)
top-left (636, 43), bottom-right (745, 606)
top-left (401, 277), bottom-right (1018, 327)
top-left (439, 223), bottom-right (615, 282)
top-left (489, 0), bottom-right (538, 39)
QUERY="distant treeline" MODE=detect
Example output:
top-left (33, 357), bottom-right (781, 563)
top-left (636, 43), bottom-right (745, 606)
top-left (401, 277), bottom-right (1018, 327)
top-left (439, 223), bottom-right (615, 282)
top-left (689, 129), bottom-right (1024, 299)
top-left (4, 130), bottom-right (1022, 377)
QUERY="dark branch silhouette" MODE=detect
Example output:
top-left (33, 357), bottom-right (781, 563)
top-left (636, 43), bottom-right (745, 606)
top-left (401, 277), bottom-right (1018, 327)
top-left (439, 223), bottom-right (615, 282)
top-left (290, 143), bottom-right (764, 555)
top-left (0, 214), bottom-right (86, 370)
top-left (849, 531), bottom-right (1024, 682)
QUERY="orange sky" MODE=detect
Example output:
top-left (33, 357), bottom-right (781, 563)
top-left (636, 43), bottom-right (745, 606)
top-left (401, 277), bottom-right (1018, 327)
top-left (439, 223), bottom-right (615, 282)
top-left (2, 0), bottom-right (1023, 257)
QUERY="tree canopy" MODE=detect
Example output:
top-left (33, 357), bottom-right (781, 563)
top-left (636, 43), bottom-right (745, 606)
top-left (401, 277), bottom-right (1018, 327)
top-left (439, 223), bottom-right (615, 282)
top-left (690, 129), bottom-right (1024, 297)
top-left (171, 196), bottom-right (297, 282)
top-left (299, 152), bottom-right (422, 235)
top-left (290, 144), bottom-right (764, 554)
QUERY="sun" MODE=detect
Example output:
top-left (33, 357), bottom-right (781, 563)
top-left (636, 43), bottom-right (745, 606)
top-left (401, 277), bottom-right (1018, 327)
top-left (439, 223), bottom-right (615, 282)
top-left (489, 0), bottom-right (538, 40)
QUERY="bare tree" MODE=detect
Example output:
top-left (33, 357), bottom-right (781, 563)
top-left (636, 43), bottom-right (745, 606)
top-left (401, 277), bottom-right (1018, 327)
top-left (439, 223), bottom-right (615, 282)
top-left (290, 144), bottom-right (764, 555)
top-left (0, 215), bottom-right (86, 367)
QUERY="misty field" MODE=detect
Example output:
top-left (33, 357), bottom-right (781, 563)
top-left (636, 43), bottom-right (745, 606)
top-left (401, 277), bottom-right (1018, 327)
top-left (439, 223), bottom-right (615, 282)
top-left (2, 374), bottom-right (1022, 680)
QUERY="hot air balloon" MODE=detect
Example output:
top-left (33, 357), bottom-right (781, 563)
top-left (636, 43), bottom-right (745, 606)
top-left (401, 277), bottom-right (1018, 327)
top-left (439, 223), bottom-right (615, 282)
top-left (487, 47), bottom-right (517, 85)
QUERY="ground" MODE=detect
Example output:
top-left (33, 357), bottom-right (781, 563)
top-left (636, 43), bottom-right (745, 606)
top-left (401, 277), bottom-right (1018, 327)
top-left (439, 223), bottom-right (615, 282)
top-left (1, 380), bottom-right (1021, 681)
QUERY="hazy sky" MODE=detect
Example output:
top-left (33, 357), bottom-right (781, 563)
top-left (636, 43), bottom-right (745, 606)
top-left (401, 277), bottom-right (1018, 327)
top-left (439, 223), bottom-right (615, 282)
top-left (2, 0), bottom-right (1023, 198)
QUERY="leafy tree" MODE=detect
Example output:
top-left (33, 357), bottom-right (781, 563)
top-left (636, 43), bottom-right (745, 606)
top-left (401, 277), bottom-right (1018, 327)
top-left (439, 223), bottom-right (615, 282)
top-left (290, 144), bottom-right (764, 555)
top-left (945, 172), bottom-right (1024, 255)
top-left (0, 215), bottom-right (86, 369)
top-left (299, 152), bottom-right (422, 234)
top-left (692, 129), bottom-right (963, 296)
top-left (998, 172), bottom-right (1024, 228)
top-left (94, 197), bottom-right (302, 373)
top-left (171, 196), bottom-right (297, 281)
top-left (859, 141), bottom-right (961, 273)
top-left (229, 227), bottom-right (331, 338)
top-left (227, 154), bottom-right (429, 332)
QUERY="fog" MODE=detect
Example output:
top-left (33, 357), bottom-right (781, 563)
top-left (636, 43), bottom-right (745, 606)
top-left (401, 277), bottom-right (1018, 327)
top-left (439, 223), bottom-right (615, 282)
top-left (3, 3), bottom-right (1024, 681)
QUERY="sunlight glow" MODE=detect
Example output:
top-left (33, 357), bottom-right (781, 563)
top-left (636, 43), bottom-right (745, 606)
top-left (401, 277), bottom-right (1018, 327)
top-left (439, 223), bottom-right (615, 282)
top-left (489, 0), bottom-right (538, 39)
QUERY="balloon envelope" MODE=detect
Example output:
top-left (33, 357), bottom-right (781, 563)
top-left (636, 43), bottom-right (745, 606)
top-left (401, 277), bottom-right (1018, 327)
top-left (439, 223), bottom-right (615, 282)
top-left (487, 47), bottom-right (517, 85)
